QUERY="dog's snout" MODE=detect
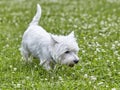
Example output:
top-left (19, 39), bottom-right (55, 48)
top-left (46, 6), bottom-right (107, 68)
top-left (74, 60), bottom-right (79, 64)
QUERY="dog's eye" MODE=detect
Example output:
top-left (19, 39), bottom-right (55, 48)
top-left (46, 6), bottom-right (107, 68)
top-left (65, 51), bottom-right (70, 54)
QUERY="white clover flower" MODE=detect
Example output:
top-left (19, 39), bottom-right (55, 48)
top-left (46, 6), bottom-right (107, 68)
top-left (26, 76), bottom-right (30, 80)
top-left (111, 62), bottom-right (114, 64)
top-left (97, 82), bottom-right (104, 85)
top-left (82, 50), bottom-right (86, 54)
top-left (96, 48), bottom-right (100, 52)
top-left (114, 41), bottom-right (118, 44)
top-left (31, 84), bottom-right (34, 87)
top-left (100, 20), bottom-right (105, 25)
top-left (84, 74), bottom-right (88, 78)
top-left (13, 68), bottom-right (17, 71)
top-left (96, 42), bottom-right (101, 47)
top-left (45, 78), bottom-right (48, 81)
top-left (111, 88), bottom-right (116, 90)
top-left (114, 51), bottom-right (118, 56)
top-left (107, 60), bottom-right (110, 63)
top-left (73, 25), bottom-right (78, 28)
top-left (60, 17), bottom-right (65, 21)
top-left (93, 36), bottom-right (97, 40)
top-left (51, 77), bottom-right (54, 79)
top-left (118, 57), bottom-right (120, 60)
top-left (9, 65), bottom-right (13, 68)
top-left (94, 51), bottom-right (97, 55)
top-left (118, 42), bottom-right (120, 46)
top-left (16, 83), bottom-right (21, 88)
top-left (89, 81), bottom-right (92, 84)
top-left (59, 76), bottom-right (63, 81)
top-left (90, 76), bottom-right (97, 81)
top-left (34, 65), bottom-right (37, 68)
top-left (68, 18), bottom-right (72, 22)
top-left (93, 85), bottom-right (97, 89)
top-left (101, 49), bottom-right (106, 52)
top-left (111, 44), bottom-right (116, 50)
top-left (118, 72), bottom-right (120, 75)
top-left (6, 44), bottom-right (9, 48)
top-left (83, 37), bottom-right (86, 40)
top-left (81, 68), bottom-right (84, 71)
top-left (105, 43), bottom-right (108, 47)
top-left (88, 44), bottom-right (92, 47)
top-left (106, 85), bottom-right (109, 88)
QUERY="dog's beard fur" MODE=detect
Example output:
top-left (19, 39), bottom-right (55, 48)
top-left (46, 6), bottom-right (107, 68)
top-left (20, 4), bottom-right (79, 70)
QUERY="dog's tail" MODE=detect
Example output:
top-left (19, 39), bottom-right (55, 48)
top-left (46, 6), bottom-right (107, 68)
top-left (30, 4), bottom-right (41, 25)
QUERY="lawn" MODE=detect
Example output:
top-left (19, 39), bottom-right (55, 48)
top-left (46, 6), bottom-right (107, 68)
top-left (0, 0), bottom-right (120, 89)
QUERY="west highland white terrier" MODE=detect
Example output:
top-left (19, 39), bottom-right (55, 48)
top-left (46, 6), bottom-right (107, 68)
top-left (20, 4), bottom-right (79, 70)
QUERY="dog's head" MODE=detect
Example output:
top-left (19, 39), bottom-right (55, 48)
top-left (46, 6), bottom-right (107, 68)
top-left (51, 31), bottom-right (79, 67)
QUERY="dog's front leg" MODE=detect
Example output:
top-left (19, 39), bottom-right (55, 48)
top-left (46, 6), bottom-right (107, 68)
top-left (40, 60), bottom-right (51, 70)
top-left (43, 61), bottom-right (51, 70)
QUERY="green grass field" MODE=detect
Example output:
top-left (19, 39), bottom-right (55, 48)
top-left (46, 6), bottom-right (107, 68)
top-left (0, 0), bottom-right (120, 89)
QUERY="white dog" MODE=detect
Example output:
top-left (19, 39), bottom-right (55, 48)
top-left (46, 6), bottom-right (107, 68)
top-left (20, 4), bottom-right (79, 70)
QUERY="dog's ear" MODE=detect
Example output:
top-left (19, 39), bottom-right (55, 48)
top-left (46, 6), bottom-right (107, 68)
top-left (50, 34), bottom-right (58, 45)
top-left (68, 31), bottom-right (75, 38)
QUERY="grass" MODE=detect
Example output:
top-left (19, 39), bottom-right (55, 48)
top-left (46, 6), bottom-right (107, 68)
top-left (0, 0), bottom-right (120, 89)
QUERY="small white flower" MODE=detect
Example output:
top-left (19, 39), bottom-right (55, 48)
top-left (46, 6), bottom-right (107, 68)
top-left (101, 49), bottom-right (106, 52)
top-left (97, 82), bottom-right (104, 85)
top-left (115, 41), bottom-right (118, 44)
top-left (59, 76), bottom-right (63, 81)
top-left (34, 65), bottom-right (37, 68)
top-left (73, 25), bottom-right (78, 28)
top-left (111, 88), bottom-right (116, 90)
top-left (6, 44), bottom-right (9, 48)
top-left (90, 76), bottom-right (97, 81)
top-left (96, 48), bottom-right (100, 52)
top-left (10, 65), bottom-right (13, 68)
top-left (82, 50), bottom-right (86, 54)
top-left (106, 85), bottom-right (109, 88)
top-left (13, 68), bottom-right (17, 71)
top-left (26, 76), bottom-right (30, 80)
top-left (118, 72), bottom-right (120, 75)
top-left (107, 60), bottom-right (110, 63)
top-left (100, 20), bottom-right (105, 25)
top-left (114, 51), bottom-right (118, 56)
top-left (68, 18), bottom-right (72, 22)
top-left (16, 83), bottom-right (21, 88)
top-left (51, 77), bottom-right (54, 79)
top-left (111, 44), bottom-right (116, 50)
top-left (118, 43), bottom-right (120, 46)
top-left (84, 74), bottom-right (88, 78)
top-left (45, 78), bottom-right (48, 81)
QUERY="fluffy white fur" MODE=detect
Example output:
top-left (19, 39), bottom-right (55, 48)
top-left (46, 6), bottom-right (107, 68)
top-left (20, 4), bottom-right (79, 70)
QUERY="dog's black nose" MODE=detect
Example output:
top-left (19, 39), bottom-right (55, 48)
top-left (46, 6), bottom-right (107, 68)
top-left (74, 60), bottom-right (79, 64)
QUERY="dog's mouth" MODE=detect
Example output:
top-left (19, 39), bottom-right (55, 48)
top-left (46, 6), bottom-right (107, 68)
top-left (69, 64), bottom-right (74, 67)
